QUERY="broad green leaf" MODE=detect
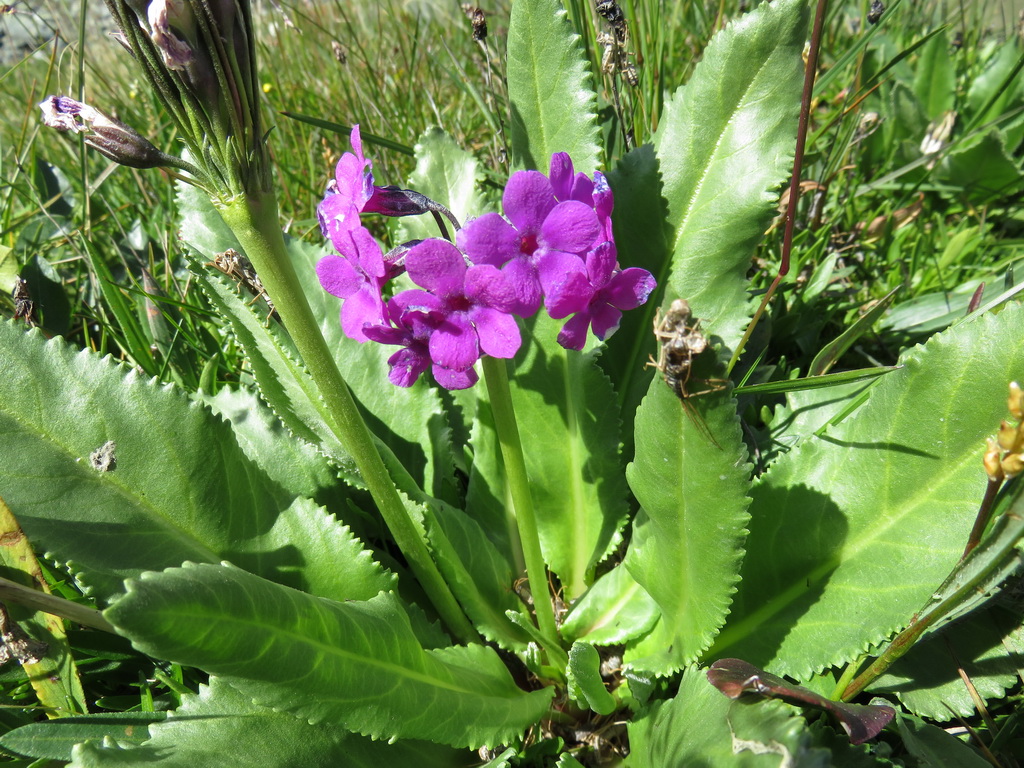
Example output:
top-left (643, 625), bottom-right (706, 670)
top-left (939, 131), bottom-right (1024, 206)
top-left (0, 321), bottom-right (387, 603)
top-left (506, 0), bottom-right (601, 173)
top-left (509, 316), bottom-right (629, 599)
top-left (560, 565), bottom-right (659, 645)
top-left (423, 501), bottom-right (525, 649)
top-left (894, 712), bottom-right (989, 767)
top-left (965, 39), bottom-right (1024, 129)
top-left (625, 667), bottom-right (827, 767)
top-left (397, 128), bottom-right (488, 242)
top-left (66, 677), bottom-right (473, 768)
top-left (709, 303), bottom-right (1024, 678)
top-left (624, 380), bottom-right (751, 674)
top-left (566, 642), bottom-right (617, 715)
top-left (105, 563), bottom-right (552, 749)
top-left (200, 386), bottom-right (345, 502)
top-left (912, 33), bottom-right (954, 120)
top-left (653, 0), bottom-right (808, 349)
top-left (1, 713), bottom-right (163, 761)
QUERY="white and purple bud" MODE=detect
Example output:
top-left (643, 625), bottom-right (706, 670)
top-left (38, 96), bottom-right (168, 169)
top-left (147, 0), bottom-right (195, 69)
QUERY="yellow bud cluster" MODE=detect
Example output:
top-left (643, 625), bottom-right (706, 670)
top-left (986, 382), bottom-right (1024, 481)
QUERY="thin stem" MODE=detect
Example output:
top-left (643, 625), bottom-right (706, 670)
top-left (963, 477), bottom-right (1002, 558)
top-left (726, 0), bottom-right (829, 375)
top-left (0, 577), bottom-right (114, 634)
top-left (480, 356), bottom-right (561, 649)
top-left (217, 192), bottom-right (477, 645)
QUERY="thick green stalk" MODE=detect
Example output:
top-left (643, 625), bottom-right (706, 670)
top-left (480, 355), bottom-right (560, 649)
top-left (216, 192), bottom-right (476, 645)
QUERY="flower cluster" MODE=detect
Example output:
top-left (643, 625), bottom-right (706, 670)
top-left (317, 126), bottom-right (656, 390)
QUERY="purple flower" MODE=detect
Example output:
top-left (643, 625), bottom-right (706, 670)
top-left (317, 125), bottom-right (377, 251)
top-left (456, 167), bottom-right (601, 317)
top-left (395, 238), bottom-right (521, 376)
top-left (315, 226), bottom-right (387, 342)
top-left (318, 125), bottom-right (439, 256)
top-left (364, 294), bottom-right (478, 389)
top-left (546, 241), bottom-right (657, 351)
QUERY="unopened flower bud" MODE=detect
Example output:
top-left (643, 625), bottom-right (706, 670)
top-left (984, 438), bottom-right (1004, 481)
top-left (997, 420), bottom-right (1021, 452)
top-left (365, 186), bottom-right (436, 217)
top-left (147, 0), bottom-right (194, 69)
top-left (39, 96), bottom-right (167, 169)
top-left (1001, 452), bottom-right (1024, 479)
top-left (1009, 382), bottom-right (1023, 421)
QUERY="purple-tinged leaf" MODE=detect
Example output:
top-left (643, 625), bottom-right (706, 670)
top-left (707, 659), bottom-right (895, 744)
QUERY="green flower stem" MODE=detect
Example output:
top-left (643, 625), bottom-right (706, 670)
top-left (480, 355), bottom-right (560, 650)
top-left (217, 193), bottom-right (477, 645)
top-left (0, 576), bottom-right (113, 634)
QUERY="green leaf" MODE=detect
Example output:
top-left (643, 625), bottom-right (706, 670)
top-left (893, 712), bottom-right (989, 767)
top-left (626, 667), bottom-right (827, 767)
top-left (939, 131), bottom-right (1024, 206)
top-left (912, 33), bottom-right (955, 120)
top-left (709, 303), bottom-right (1024, 678)
top-left (105, 563), bottom-right (552, 749)
top-left (1, 713), bottom-right (163, 761)
top-left (624, 380), bottom-right (751, 674)
top-left (506, 0), bottom-right (601, 173)
top-left (0, 321), bottom-right (386, 603)
top-left (397, 128), bottom-right (488, 242)
top-left (0, 243), bottom-right (17, 295)
top-left (509, 316), bottom-right (630, 599)
top-left (200, 386), bottom-right (345, 502)
top-left (66, 677), bottom-right (473, 768)
top-left (652, 0), bottom-right (808, 348)
top-left (423, 501), bottom-right (525, 649)
top-left (560, 565), bottom-right (659, 645)
top-left (566, 642), bottom-right (617, 716)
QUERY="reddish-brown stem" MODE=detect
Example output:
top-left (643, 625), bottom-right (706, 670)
top-left (727, 0), bottom-right (829, 374)
top-left (962, 477), bottom-right (1003, 559)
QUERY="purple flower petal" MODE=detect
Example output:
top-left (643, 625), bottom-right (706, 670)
top-left (544, 269), bottom-right (593, 319)
top-left (585, 241), bottom-right (618, 289)
top-left (406, 239), bottom-right (467, 298)
top-left (433, 364), bottom-right (478, 390)
top-left (503, 170), bottom-right (556, 232)
top-left (464, 264), bottom-right (518, 313)
top-left (605, 267), bottom-right (657, 310)
top-left (501, 256), bottom-right (543, 316)
top-left (316, 254), bottom-right (362, 299)
top-left (386, 347), bottom-right (431, 387)
top-left (430, 315), bottom-right (480, 369)
top-left (340, 285), bottom-right (385, 342)
top-left (549, 153), bottom-right (575, 201)
top-left (590, 302), bottom-right (623, 340)
top-left (457, 213), bottom-right (521, 267)
top-left (557, 312), bottom-right (592, 351)
top-left (540, 201), bottom-right (601, 254)
top-left (569, 173), bottom-right (595, 205)
top-left (470, 306), bottom-right (521, 358)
